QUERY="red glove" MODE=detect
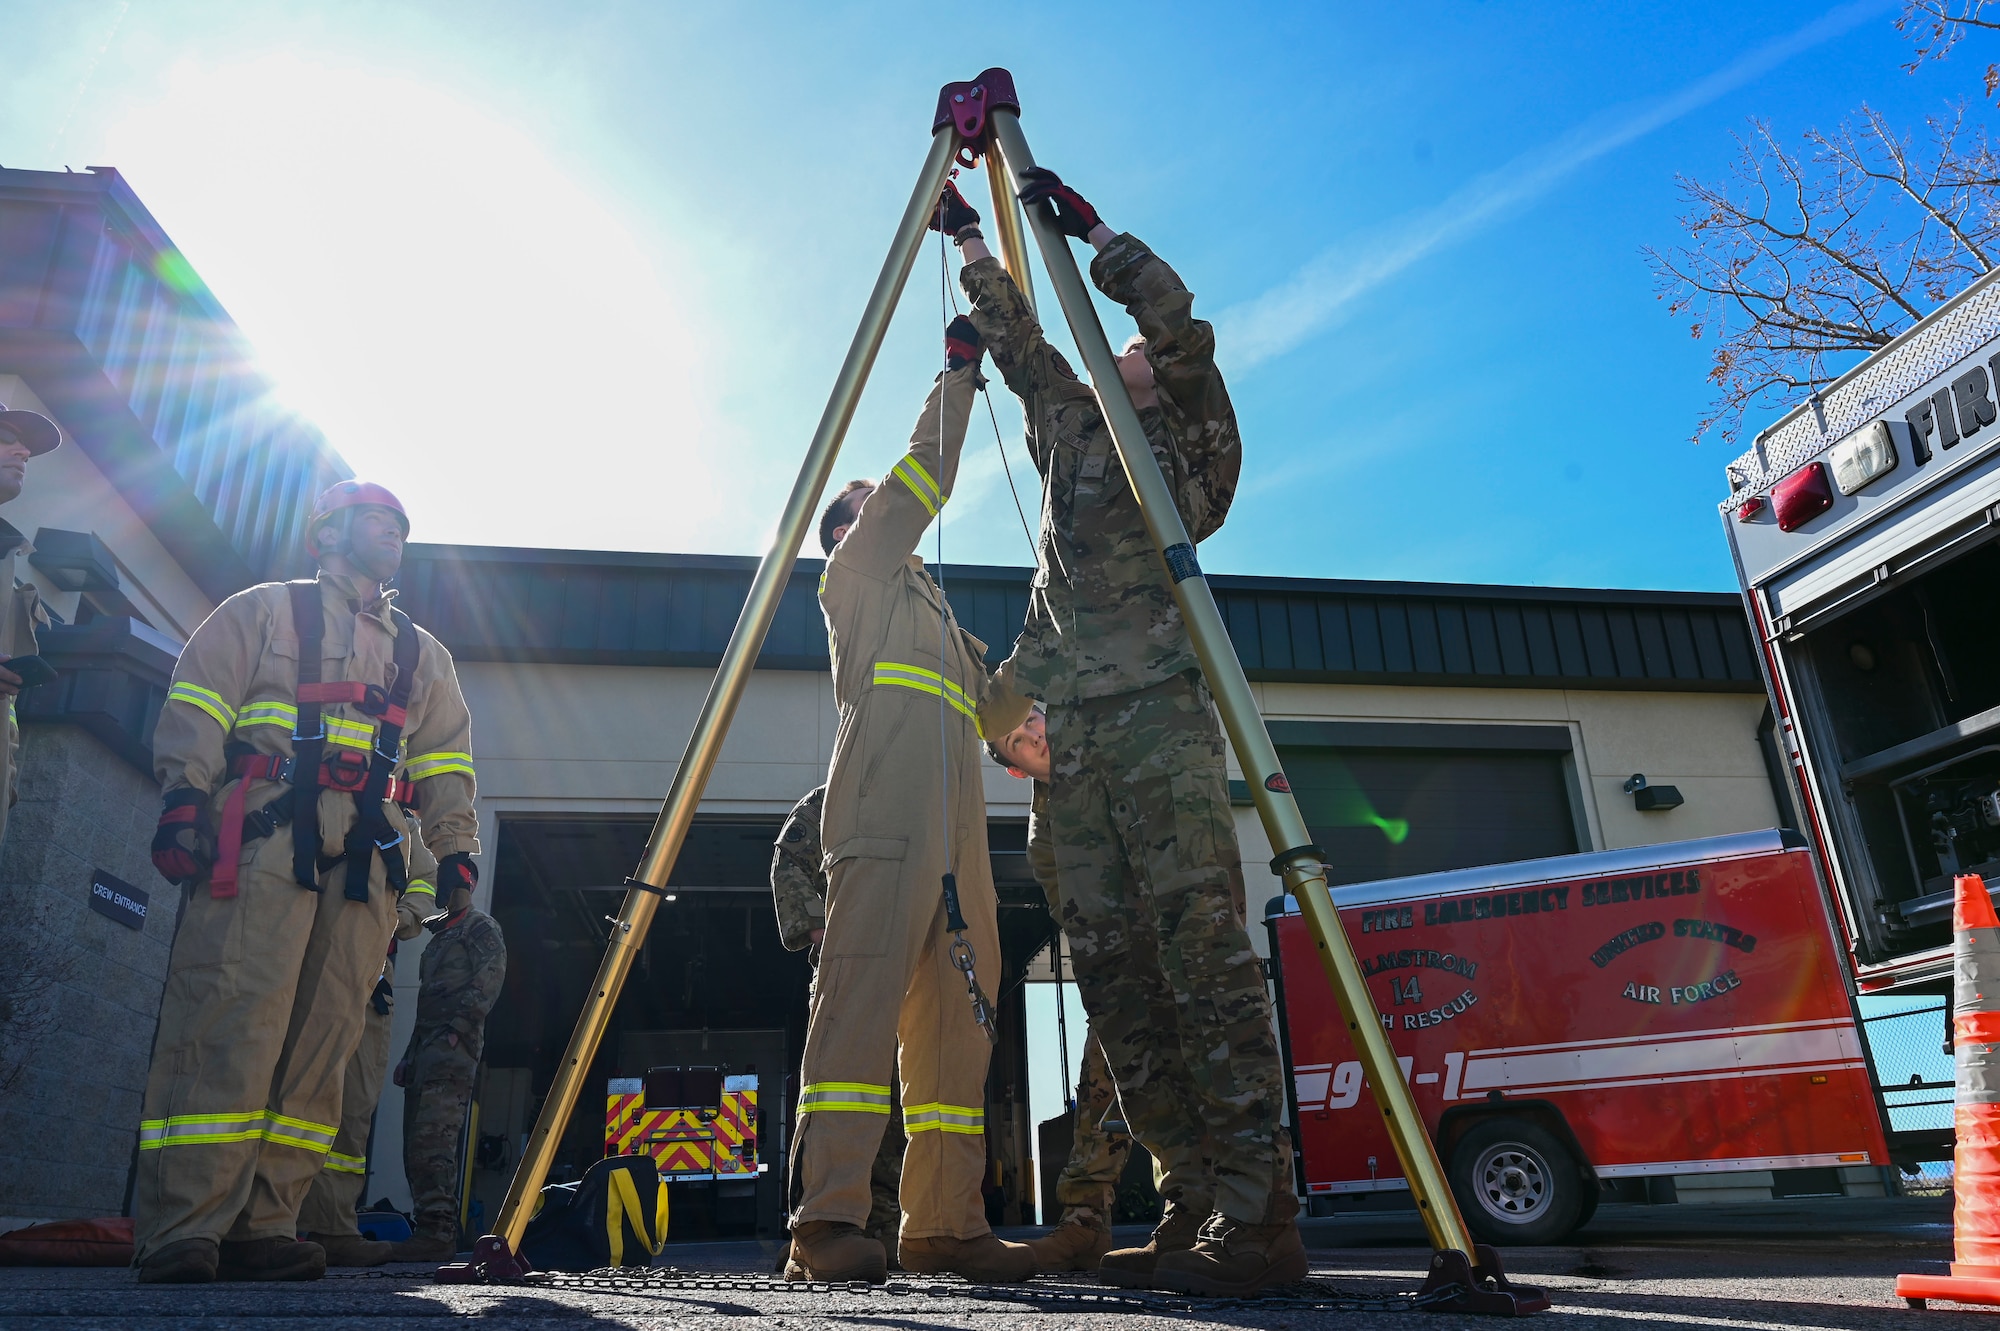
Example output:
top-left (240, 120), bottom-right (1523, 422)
top-left (151, 789), bottom-right (213, 885)
top-left (928, 179), bottom-right (981, 236)
top-left (1016, 167), bottom-right (1102, 240)
top-left (945, 315), bottom-right (984, 372)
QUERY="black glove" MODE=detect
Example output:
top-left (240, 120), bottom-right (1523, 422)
top-left (945, 315), bottom-right (984, 372)
top-left (1016, 167), bottom-right (1103, 240)
top-left (151, 788), bottom-right (213, 885)
top-left (438, 851), bottom-right (479, 894)
top-left (928, 179), bottom-right (981, 236)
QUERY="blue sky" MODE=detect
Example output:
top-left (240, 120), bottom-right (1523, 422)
top-left (0, 0), bottom-right (1975, 592)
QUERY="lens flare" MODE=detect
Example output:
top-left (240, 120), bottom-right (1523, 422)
top-left (1296, 752), bottom-right (1411, 846)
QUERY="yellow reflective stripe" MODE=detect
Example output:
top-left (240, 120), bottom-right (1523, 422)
top-left (872, 663), bottom-right (976, 721)
top-left (904, 1102), bottom-right (984, 1135)
top-left (797, 1081), bottom-right (893, 1114)
top-left (406, 751), bottom-right (474, 780)
top-left (405, 881), bottom-right (436, 899)
top-left (891, 455), bottom-right (946, 516)
top-left (325, 1151), bottom-right (368, 1175)
top-left (232, 702), bottom-right (397, 755)
top-left (137, 1110), bottom-right (336, 1153)
top-left (167, 682), bottom-right (236, 728)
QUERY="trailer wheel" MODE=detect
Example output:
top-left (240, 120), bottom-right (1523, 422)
top-left (1447, 1118), bottom-right (1586, 1246)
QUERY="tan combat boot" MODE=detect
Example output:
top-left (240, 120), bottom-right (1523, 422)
top-left (898, 1232), bottom-right (1037, 1283)
top-left (308, 1231), bottom-right (398, 1267)
top-left (784, 1220), bottom-right (888, 1284)
top-left (386, 1229), bottom-right (457, 1263)
top-left (217, 1237), bottom-right (327, 1282)
top-left (1097, 1201), bottom-right (1206, 1289)
top-left (1151, 1215), bottom-right (1308, 1296)
top-left (1026, 1206), bottom-right (1115, 1272)
top-left (136, 1237), bottom-right (219, 1284)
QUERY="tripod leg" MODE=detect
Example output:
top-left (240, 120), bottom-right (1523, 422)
top-left (982, 134), bottom-right (1036, 314)
top-left (984, 109), bottom-right (1479, 1263)
top-left (451, 125), bottom-right (965, 1280)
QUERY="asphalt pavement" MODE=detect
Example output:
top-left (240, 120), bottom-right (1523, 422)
top-left (0, 1196), bottom-right (1975, 1330)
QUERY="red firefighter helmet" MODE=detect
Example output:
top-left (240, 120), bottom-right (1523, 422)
top-left (304, 480), bottom-right (410, 559)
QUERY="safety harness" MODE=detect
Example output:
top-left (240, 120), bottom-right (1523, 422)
top-left (207, 579), bottom-right (420, 900)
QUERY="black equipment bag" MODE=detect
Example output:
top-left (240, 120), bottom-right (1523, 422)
top-left (520, 1154), bottom-right (669, 1272)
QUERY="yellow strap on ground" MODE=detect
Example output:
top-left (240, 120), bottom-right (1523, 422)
top-left (606, 1166), bottom-right (667, 1265)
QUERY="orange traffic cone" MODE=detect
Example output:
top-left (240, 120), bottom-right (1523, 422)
top-left (1898, 875), bottom-right (2000, 1310)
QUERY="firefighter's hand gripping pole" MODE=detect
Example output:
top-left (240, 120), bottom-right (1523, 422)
top-left (434, 122), bottom-right (965, 1287)
top-left (985, 103), bottom-right (1548, 1318)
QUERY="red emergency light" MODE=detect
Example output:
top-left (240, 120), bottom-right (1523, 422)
top-left (1772, 461), bottom-right (1834, 532)
top-left (1736, 495), bottom-right (1766, 523)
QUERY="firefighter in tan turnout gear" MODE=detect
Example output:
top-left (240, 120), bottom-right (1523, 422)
top-left (136, 481), bottom-right (480, 1284)
top-left (785, 320), bottom-right (1035, 1285)
top-left (0, 402), bottom-right (60, 851)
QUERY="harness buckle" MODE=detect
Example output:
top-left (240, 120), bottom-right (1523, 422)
top-left (323, 750), bottom-right (370, 793)
top-left (355, 683), bottom-right (391, 717)
top-left (291, 723), bottom-right (326, 742)
top-left (373, 828), bottom-right (405, 853)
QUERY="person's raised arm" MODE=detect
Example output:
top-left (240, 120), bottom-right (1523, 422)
top-left (831, 321), bottom-right (982, 579)
top-left (936, 181), bottom-right (1071, 467)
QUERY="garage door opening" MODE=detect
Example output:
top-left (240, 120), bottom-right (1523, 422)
top-left (1273, 722), bottom-right (1581, 886)
top-left (475, 811), bottom-right (1055, 1242)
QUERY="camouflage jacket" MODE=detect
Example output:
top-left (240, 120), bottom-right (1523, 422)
top-left (771, 784), bottom-right (827, 952)
top-left (410, 907), bottom-right (507, 1061)
top-left (960, 235), bottom-right (1241, 707)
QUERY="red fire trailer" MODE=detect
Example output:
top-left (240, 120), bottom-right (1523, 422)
top-left (1266, 828), bottom-right (1893, 1244)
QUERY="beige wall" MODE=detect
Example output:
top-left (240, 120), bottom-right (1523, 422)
top-left (0, 376), bottom-right (215, 644)
top-left (367, 659), bottom-right (1776, 1209)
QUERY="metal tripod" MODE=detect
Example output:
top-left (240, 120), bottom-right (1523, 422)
top-left (441, 67), bottom-right (1546, 1317)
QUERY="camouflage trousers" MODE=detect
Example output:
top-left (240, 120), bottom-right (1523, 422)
top-left (401, 1037), bottom-right (479, 1239)
top-left (1054, 1031), bottom-right (1132, 1214)
top-left (1047, 670), bottom-right (1294, 1225)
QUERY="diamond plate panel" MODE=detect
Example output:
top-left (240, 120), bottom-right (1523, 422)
top-left (1720, 273), bottom-right (2000, 510)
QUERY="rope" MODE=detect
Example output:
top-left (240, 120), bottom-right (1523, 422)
top-left (935, 175), bottom-right (996, 1045)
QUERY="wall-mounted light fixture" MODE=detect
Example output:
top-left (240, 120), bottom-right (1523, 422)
top-left (1624, 773), bottom-right (1684, 813)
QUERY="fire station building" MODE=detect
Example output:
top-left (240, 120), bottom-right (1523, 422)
top-left (0, 165), bottom-right (1810, 1240)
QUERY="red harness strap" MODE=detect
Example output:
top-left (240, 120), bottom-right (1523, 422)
top-left (209, 753), bottom-right (416, 898)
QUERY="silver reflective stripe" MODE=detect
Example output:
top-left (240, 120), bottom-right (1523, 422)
top-left (796, 1082), bottom-right (893, 1114)
top-left (904, 1102), bottom-right (984, 1134)
top-left (135, 1110), bottom-right (336, 1153)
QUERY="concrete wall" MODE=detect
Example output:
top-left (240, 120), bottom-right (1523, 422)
top-left (0, 376), bottom-right (214, 644)
top-left (0, 725), bottom-right (176, 1229)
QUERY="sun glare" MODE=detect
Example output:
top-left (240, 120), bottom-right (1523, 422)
top-left (101, 55), bottom-right (722, 551)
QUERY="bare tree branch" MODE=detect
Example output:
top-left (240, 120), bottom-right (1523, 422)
top-left (1648, 23), bottom-right (2000, 444)
top-left (1901, 1), bottom-right (2000, 98)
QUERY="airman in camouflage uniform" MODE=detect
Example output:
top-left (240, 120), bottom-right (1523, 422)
top-left (1027, 781), bottom-right (1138, 1267)
top-left (387, 890), bottom-right (507, 1260)
top-left (771, 784), bottom-right (906, 1250)
top-left (950, 171), bottom-right (1301, 1295)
